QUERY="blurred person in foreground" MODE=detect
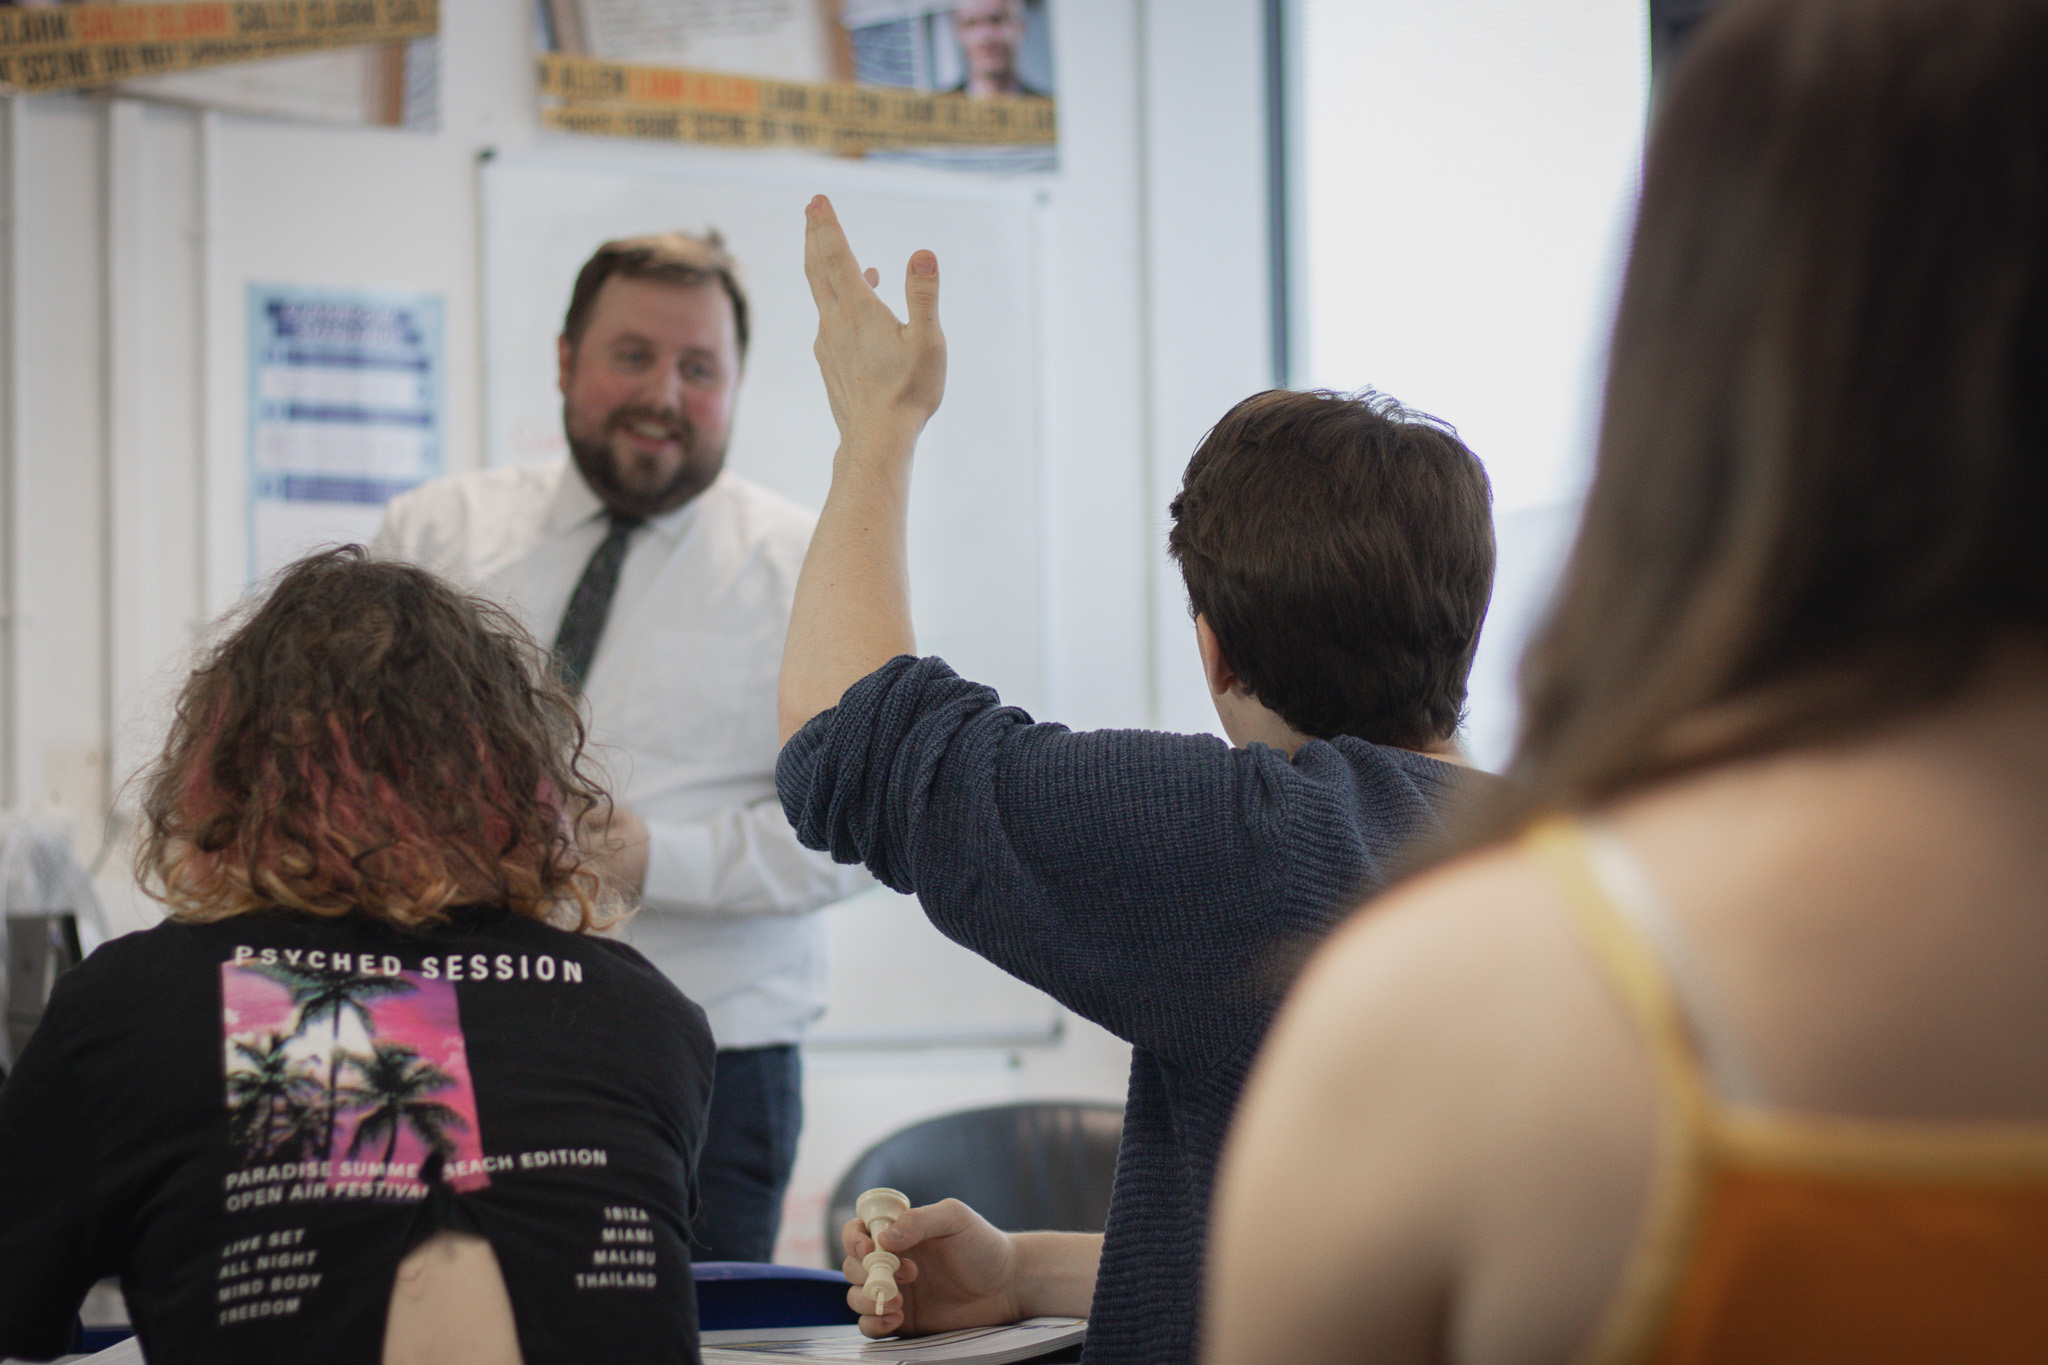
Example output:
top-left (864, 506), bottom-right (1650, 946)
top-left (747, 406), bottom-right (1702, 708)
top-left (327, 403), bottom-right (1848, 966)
top-left (0, 548), bottom-right (713, 1365)
top-left (1206, 1), bottom-right (2048, 1362)
top-left (779, 198), bottom-right (1497, 1363)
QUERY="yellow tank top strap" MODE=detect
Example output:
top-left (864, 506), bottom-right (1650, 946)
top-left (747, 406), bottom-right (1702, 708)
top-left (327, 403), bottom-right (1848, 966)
top-left (1525, 817), bottom-right (1710, 1111)
top-left (1525, 816), bottom-right (1713, 1365)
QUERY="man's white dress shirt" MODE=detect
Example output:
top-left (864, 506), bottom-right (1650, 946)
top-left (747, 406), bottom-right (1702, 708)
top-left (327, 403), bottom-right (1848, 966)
top-left (371, 459), bottom-right (870, 1049)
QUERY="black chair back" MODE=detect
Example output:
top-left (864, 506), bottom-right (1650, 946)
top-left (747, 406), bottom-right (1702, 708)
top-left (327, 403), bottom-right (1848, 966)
top-left (824, 1100), bottom-right (1123, 1258)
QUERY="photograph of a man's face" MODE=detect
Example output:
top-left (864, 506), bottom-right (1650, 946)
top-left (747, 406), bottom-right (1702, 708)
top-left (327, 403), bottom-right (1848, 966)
top-left (948, 0), bottom-right (1047, 98)
top-left (840, 0), bottom-right (1056, 171)
top-left (840, 0), bottom-right (1054, 102)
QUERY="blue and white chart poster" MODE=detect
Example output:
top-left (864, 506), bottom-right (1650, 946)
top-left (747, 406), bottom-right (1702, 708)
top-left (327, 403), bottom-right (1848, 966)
top-left (246, 285), bottom-right (445, 581)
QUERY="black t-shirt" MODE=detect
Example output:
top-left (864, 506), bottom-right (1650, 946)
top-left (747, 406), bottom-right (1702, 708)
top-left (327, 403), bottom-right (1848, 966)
top-left (0, 906), bottom-right (715, 1364)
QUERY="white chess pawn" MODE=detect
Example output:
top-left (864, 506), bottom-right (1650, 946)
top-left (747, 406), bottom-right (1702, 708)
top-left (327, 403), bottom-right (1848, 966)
top-left (855, 1187), bottom-right (912, 1314)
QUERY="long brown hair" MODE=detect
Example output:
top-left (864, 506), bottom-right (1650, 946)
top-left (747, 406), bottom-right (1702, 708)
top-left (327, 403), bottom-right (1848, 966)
top-left (1468, 0), bottom-right (2048, 841)
top-left (139, 547), bottom-right (614, 930)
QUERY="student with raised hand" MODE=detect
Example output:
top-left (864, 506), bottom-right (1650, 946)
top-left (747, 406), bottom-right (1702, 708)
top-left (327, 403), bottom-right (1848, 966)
top-left (0, 548), bottom-right (714, 1365)
top-left (1205, 1), bottom-right (2048, 1362)
top-left (777, 196), bottom-right (1497, 1363)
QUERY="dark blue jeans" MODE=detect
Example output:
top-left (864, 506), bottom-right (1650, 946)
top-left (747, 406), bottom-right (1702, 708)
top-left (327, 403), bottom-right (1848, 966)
top-left (690, 1044), bottom-right (802, 1264)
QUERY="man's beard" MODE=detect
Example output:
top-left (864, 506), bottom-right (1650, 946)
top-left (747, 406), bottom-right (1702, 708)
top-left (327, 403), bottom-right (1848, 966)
top-left (566, 406), bottom-right (726, 519)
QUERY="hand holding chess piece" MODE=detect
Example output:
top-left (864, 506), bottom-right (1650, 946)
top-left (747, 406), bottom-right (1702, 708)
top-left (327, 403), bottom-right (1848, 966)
top-left (856, 1187), bottom-right (912, 1314)
top-left (843, 1195), bottom-right (1079, 1340)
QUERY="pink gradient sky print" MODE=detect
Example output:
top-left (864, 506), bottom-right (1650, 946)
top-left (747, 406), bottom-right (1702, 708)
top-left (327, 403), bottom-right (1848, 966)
top-left (222, 962), bottom-right (489, 1193)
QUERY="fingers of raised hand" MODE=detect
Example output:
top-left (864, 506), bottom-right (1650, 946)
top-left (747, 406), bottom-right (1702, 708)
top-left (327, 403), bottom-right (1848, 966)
top-left (803, 195), bottom-right (860, 307)
top-left (904, 251), bottom-right (940, 330)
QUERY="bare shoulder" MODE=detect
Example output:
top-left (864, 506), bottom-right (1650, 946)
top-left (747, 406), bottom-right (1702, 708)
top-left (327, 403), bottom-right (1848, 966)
top-left (1302, 837), bottom-right (1660, 1215)
top-left (1212, 840), bottom-right (1660, 1365)
top-left (1227, 839), bottom-right (1597, 1252)
top-left (1292, 842), bottom-right (1568, 1043)
top-left (1333, 842), bottom-right (1547, 953)
top-left (1267, 842), bottom-right (1649, 1167)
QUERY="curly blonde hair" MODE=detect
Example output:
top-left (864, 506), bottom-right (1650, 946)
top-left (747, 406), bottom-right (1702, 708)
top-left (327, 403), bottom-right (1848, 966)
top-left (138, 547), bottom-right (615, 931)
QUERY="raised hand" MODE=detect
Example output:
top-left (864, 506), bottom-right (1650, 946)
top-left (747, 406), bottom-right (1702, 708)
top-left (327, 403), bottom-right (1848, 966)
top-left (802, 194), bottom-right (946, 449)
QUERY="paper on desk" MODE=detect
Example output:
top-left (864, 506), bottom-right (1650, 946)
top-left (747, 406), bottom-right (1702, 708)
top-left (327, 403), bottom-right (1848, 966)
top-left (701, 1316), bottom-right (1085, 1364)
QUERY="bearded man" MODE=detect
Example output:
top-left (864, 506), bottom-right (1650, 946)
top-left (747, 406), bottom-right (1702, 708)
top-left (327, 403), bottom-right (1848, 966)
top-left (372, 230), bottom-right (868, 1264)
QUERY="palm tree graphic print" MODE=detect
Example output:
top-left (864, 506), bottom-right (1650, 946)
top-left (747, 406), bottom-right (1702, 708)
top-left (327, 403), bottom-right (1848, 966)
top-left (342, 1040), bottom-right (468, 1171)
top-left (221, 958), bottom-right (488, 1195)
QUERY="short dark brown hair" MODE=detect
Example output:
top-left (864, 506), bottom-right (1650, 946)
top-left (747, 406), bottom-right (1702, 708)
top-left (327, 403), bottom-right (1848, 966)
top-left (560, 230), bottom-right (749, 358)
top-left (1469, 0), bottom-right (2048, 837)
top-left (139, 547), bottom-right (613, 931)
top-left (1168, 389), bottom-right (1495, 749)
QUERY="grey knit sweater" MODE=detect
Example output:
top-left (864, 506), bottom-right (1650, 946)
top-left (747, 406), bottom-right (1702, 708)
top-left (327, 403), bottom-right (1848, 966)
top-left (776, 656), bottom-right (1474, 1364)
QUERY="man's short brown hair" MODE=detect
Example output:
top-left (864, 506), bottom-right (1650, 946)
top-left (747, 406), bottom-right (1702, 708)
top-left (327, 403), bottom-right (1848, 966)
top-left (561, 230), bottom-right (749, 358)
top-left (1167, 389), bottom-right (1495, 749)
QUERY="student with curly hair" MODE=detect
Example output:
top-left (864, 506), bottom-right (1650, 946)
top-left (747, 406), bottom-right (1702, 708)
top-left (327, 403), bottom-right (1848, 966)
top-left (0, 547), bottom-right (714, 1364)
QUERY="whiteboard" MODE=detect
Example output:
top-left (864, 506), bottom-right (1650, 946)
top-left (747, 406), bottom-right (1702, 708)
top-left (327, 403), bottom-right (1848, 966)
top-left (479, 150), bottom-right (1060, 1045)
top-left (478, 150), bottom-right (1049, 713)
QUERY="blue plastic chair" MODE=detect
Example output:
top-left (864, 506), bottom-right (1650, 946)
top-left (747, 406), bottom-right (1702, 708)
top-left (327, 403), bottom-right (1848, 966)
top-left (692, 1261), bottom-right (863, 1331)
top-left (77, 1322), bottom-right (136, 1354)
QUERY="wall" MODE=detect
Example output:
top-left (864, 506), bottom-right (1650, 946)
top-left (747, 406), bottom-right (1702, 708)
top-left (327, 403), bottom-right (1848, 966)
top-left (1281, 0), bottom-right (1648, 770)
top-left (0, 0), bottom-right (1276, 1265)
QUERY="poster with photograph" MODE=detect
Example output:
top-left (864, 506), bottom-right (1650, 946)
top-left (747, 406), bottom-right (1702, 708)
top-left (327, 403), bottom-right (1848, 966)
top-left (534, 0), bottom-right (1056, 170)
top-left (845, 0), bottom-right (1055, 171)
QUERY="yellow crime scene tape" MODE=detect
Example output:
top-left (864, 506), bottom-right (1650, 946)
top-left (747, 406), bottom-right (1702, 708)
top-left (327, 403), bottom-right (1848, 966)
top-left (0, 1), bottom-right (438, 96)
top-left (537, 53), bottom-right (1056, 151)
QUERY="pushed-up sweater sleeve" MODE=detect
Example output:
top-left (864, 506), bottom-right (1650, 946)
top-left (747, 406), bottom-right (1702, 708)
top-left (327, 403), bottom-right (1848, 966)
top-left (777, 656), bottom-right (1423, 1068)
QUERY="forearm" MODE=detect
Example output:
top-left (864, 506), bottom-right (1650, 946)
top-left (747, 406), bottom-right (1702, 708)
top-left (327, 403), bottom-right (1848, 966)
top-left (787, 196), bottom-right (944, 742)
top-left (1010, 1232), bottom-right (1101, 1319)
top-left (778, 666), bottom-right (1286, 1056)
top-left (778, 432), bottom-right (919, 743)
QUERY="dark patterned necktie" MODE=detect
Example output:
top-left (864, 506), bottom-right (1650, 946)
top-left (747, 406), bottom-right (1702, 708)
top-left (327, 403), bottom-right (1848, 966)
top-left (551, 512), bottom-right (642, 695)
